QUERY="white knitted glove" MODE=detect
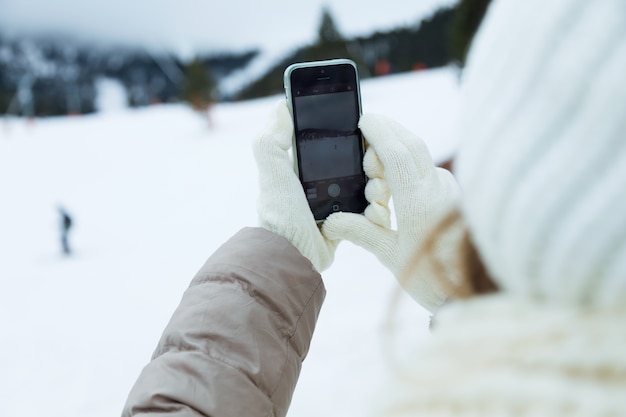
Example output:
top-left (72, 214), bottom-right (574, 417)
top-left (323, 114), bottom-right (460, 312)
top-left (252, 100), bottom-right (339, 272)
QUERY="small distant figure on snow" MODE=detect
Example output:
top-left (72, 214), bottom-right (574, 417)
top-left (58, 206), bottom-right (73, 255)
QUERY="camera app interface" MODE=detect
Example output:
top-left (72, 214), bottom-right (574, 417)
top-left (294, 88), bottom-right (362, 193)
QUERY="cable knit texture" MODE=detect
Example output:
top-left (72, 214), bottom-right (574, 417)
top-left (378, 296), bottom-right (626, 416)
top-left (455, 0), bottom-right (626, 307)
top-left (378, 0), bottom-right (626, 415)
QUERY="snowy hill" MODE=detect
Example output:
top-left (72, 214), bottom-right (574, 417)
top-left (0, 67), bottom-right (460, 417)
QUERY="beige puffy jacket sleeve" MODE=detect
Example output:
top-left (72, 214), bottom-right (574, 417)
top-left (122, 227), bottom-right (326, 417)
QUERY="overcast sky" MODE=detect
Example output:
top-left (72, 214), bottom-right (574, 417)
top-left (0, 0), bottom-right (457, 57)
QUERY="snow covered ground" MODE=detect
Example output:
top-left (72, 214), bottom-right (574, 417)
top-left (0, 67), bottom-right (460, 417)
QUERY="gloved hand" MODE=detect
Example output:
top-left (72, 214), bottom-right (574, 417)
top-left (323, 113), bottom-right (461, 312)
top-left (252, 100), bottom-right (339, 272)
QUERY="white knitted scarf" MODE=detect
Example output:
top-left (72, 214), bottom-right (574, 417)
top-left (378, 295), bottom-right (626, 416)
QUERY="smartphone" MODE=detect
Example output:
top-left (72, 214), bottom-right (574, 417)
top-left (284, 59), bottom-right (368, 222)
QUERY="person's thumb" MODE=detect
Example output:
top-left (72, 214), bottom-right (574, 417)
top-left (323, 212), bottom-right (398, 271)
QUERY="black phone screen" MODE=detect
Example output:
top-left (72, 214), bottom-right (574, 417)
top-left (289, 62), bottom-right (367, 220)
top-left (294, 90), bottom-right (361, 182)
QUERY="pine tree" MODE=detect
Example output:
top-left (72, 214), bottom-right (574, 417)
top-left (181, 58), bottom-right (216, 111)
top-left (317, 7), bottom-right (343, 44)
top-left (448, 0), bottom-right (493, 67)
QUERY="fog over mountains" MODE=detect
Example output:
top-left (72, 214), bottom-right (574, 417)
top-left (0, 2), bottom-right (465, 117)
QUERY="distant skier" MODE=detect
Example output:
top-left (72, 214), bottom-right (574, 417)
top-left (58, 207), bottom-right (73, 255)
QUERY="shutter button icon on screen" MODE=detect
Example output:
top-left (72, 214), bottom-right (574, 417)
top-left (328, 183), bottom-right (342, 212)
top-left (328, 183), bottom-right (341, 197)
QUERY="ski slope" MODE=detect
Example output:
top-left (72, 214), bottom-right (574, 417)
top-left (0, 67), bottom-right (460, 417)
